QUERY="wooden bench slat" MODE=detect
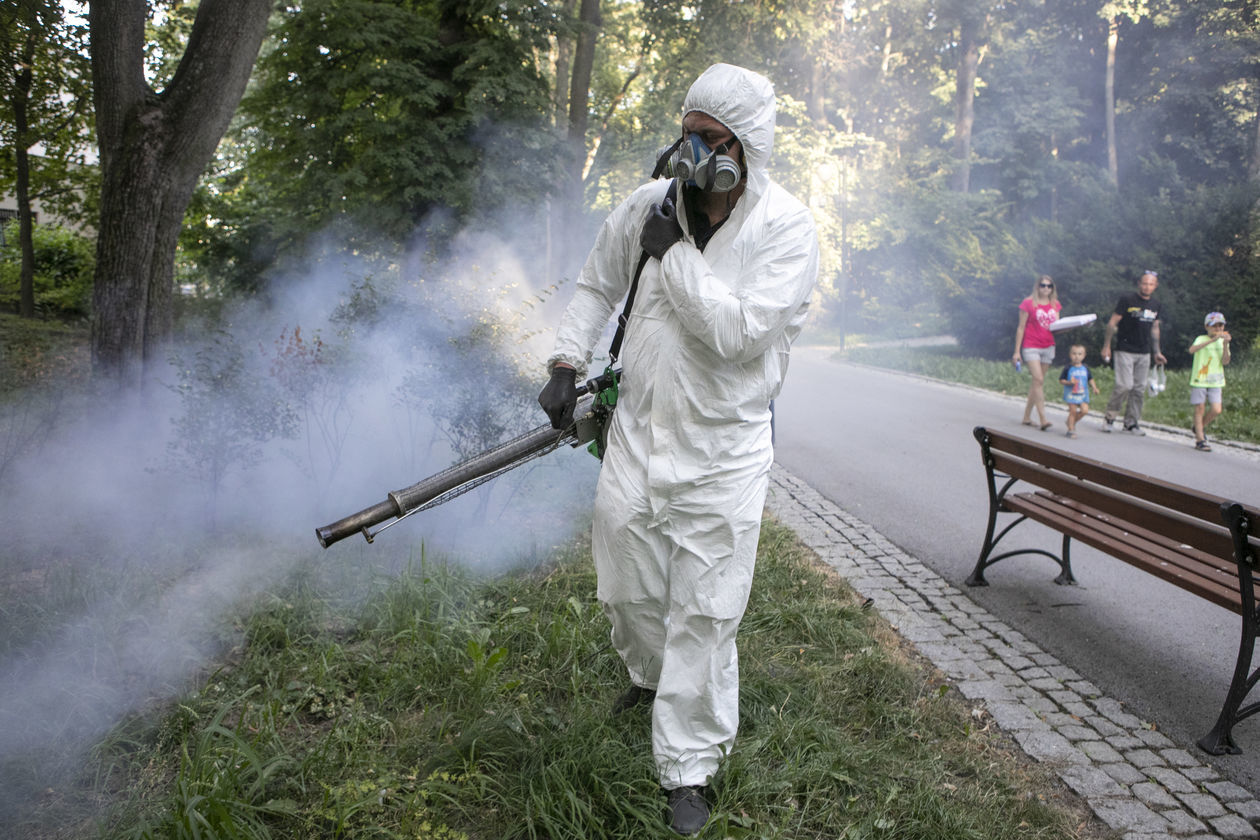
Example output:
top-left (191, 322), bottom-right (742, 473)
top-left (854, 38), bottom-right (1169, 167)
top-left (1006, 493), bottom-right (1244, 614)
top-left (1050, 495), bottom-right (1240, 577)
top-left (984, 429), bottom-right (1236, 522)
top-left (990, 450), bottom-right (1240, 560)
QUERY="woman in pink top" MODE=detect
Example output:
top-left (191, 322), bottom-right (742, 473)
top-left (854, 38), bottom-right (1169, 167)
top-left (1012, 274), bottom-right (1062, 429)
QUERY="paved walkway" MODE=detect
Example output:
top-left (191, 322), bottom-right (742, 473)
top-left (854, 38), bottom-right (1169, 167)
top-left (767, 463), bottom-right (1260, 840)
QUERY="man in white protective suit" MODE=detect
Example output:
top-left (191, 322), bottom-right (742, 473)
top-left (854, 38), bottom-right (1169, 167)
top-left (537, 63), bottom-right (820, 835)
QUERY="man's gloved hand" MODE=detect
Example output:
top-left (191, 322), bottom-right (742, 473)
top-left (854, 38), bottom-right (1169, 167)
top-left (640, 197), bottom-right (683, 260)
top-left (538, 366), bottom-right (578, 430)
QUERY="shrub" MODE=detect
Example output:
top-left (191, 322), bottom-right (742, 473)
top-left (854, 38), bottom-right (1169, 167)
top-left (0, 221), bottom-right (95, 318)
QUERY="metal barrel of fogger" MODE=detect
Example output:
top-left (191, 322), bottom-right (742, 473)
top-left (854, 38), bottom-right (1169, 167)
top-left (315, 391), bottom-right (597, 549)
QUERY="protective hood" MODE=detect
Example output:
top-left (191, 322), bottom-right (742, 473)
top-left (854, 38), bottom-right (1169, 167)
top-left (682, 64), bottom-right (776, 195)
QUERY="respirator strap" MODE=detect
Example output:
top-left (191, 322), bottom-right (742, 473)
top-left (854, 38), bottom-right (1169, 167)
top-left (652, 136), bottom-right (684, 180)
top-left (609, 179), bottom-right (679, 364)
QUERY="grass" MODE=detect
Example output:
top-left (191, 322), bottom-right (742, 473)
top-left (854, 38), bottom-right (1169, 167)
top-left (844, 344), bottom-right (1260, 445)
top-left (7, 524), bottom-right (1105, 840)
top-left (2, 313), bottom-right (1105, 839)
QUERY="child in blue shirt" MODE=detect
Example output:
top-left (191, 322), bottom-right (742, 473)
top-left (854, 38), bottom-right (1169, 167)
top-left (1059, 343), bottom-right (1100, 439)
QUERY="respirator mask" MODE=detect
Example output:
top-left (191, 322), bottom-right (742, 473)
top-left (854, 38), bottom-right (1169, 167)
top-left (653, 133), bottom-right (743, 192)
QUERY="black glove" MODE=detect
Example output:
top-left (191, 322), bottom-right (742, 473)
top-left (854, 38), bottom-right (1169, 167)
top-left (538, 366), bottom-right (578, 430)
top-left (640, 197), bottom-right (683, 260)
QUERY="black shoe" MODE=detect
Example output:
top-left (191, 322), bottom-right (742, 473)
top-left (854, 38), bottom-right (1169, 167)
top-left (666, 786), bottom-right (709, 835)
top-left (612, 684), bottom-right (656, 715)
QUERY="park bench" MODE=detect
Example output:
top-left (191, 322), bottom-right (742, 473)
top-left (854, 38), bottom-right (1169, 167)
top-left (966, 425), bottom-right (1260, 755)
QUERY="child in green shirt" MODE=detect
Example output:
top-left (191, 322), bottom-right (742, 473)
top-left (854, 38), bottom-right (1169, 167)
top-left (1188, 311), bottom-right (1231, 451)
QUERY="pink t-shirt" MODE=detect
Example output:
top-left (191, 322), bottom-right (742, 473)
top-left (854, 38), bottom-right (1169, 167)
top-left (1019, 298), bottom-right (1061, 349)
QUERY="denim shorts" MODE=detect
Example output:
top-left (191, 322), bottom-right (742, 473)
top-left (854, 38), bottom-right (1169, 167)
top-left (1190, 387), bottom-right (1222, 406)
top-left (1021, 346), bottom-right (1055, 366)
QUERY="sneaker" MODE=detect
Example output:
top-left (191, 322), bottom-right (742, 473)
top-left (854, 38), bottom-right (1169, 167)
top-left (1065, 430), bottom-right (1077, 439)
top-left (1101, 417), bottom-right (1114, 433)
top-left (612, 684), bottom-right (656, 715)
top-left (1123, 424), bottom-right (1146, 436)
top-left (666, 786), bottom-right (710, 835)
top-left (1196, 439), bottom-right (1212, 452)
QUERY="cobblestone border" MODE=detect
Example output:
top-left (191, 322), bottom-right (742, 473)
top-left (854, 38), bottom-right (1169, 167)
top-left (767, 463), bottom-right (1260, 840)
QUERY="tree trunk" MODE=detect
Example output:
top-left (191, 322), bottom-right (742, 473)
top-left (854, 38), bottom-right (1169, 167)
top-left (566, 0), bottom-right (600, 197)
top-left (88, 0), bottom-right (271, 389)
top-left (550, 0), bottom-right (599, 276)
top-left (13, 26), bottom-right (36, 318)
top-left (951, 14), bottom-right (981, 193)
top-left (1249, 98), bottom-right (1260, 183)
top-left (1105, 16), bottom-right (1119, 187)
top-left (551, 0), bottom-right (578, 127)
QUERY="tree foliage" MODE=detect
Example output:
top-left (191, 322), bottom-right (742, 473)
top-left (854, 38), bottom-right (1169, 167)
top-left (11, 0), bottom-right (1256, 373)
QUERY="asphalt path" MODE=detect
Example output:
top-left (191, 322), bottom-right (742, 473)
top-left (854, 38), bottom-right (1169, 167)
top-left (773, 345), bottom-right (1260, 792)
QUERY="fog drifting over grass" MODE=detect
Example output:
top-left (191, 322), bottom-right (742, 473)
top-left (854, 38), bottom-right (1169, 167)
top-left (0, 221), bottom-right (606, 824)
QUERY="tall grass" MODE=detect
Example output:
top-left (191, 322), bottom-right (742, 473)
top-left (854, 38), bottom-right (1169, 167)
top-left (58, 523), bottom-right (1102, 840)
top-left (846, 344), bottom-right (1260, 444)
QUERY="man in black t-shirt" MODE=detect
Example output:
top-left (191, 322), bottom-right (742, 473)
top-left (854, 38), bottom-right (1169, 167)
top-left (1100, 271), bottom-right (1166, 434)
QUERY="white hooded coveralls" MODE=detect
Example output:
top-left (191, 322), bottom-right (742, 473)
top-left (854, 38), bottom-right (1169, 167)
top-left (547, 64), bottom-right (820, 789)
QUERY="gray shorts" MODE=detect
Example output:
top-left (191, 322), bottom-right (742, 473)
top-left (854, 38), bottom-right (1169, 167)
top-left (1190, 387), bottom-right (1222, 406)
top-left (1021, 346), bottom-right (1055, 366)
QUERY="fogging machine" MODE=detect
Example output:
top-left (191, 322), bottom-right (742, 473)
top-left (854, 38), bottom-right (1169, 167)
top-left (315, 367), bottom-right (618, 548)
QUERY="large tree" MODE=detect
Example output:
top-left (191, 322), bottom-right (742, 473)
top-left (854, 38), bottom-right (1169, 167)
top-left (89, 0), bottom-right (272, 387)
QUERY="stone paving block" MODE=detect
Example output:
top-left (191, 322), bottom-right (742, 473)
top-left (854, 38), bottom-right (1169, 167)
top-left (1088, 797), bottom-right (1172, 833)
top-left (957, 680), bottom-right (1015, 701)
top-left (897, 622), bottom-right (947, 643)
top-left (1132, 782), bottom-right (1180, 808)
top-left (1028, 677), bottom-right (1064, 691)
top-left (1124, 748), bottom-right (1167, 767)
top-left (1080, 740), bottom-right (1127, 764)
top-left (1060, 763), bottom-right (1127, 797)
top-left (1182, 766), bottom-right (1220, 783)
top-left (1049, 689), bottom-right (1084, 706)
top-left (1212, 814), bottom-right (1260, 839)
top-left (1158, 809), bottom-right (1209, 834)
top-left (1024, 695), bottom-right (1060, 714)
top-left (1013, 664), bottom-right (1046, 679)
top-left (1101, 762), bottom-right (1149, 786)
top-left (1043, 713), bottom-right (1082, 728)
top-left (986, 701), bottom-right (1052, 732)
top-left (1228, 799), bottom-right (1260, 820)
top-left (1069, 679), bottom-right (1102, 696)
top-left (1178, 792), bottom-right (1228, 819)
top-left (1206, 781), bottom-right (1253, 803)
top-left (1059, 724), bottom-right (1102, 742)
top-left (1148, 766), bottom-right (1196, 794)
top-left (1012, 729), bottom-right (1089, 765)
top-left (1063, 701), bottom-right (1095, 718)
top-left (1047, 664), bottom-right (1083, 681)
top-left (1118, 834), bottom-right (1178, 840)
top-left (1109, 736), bottom-right (1146, 751)
top-left (1159, 747), bottom-right (1199, 767)
top-left (1134, 730), bottom-right (1174, 749)
top-left (1087, 716), bottom-right (1126, 738)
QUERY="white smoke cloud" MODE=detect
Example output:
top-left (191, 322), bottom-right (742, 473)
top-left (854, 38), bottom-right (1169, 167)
top-left (0, 220), bottom-right (605, 823)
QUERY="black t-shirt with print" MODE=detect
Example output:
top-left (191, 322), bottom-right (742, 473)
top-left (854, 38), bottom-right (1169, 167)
top-left (1112, 291), bottom-right (1161, 354)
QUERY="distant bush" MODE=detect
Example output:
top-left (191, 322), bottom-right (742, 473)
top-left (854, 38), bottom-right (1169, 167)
top-left (0, 221), bottom-right (95, 318)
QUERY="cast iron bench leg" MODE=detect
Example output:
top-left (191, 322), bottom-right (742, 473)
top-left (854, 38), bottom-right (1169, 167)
top-left (1200, 503), bottom-right (1259, 755)
top-left (1054, 534), bottom-right (1076, 585)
